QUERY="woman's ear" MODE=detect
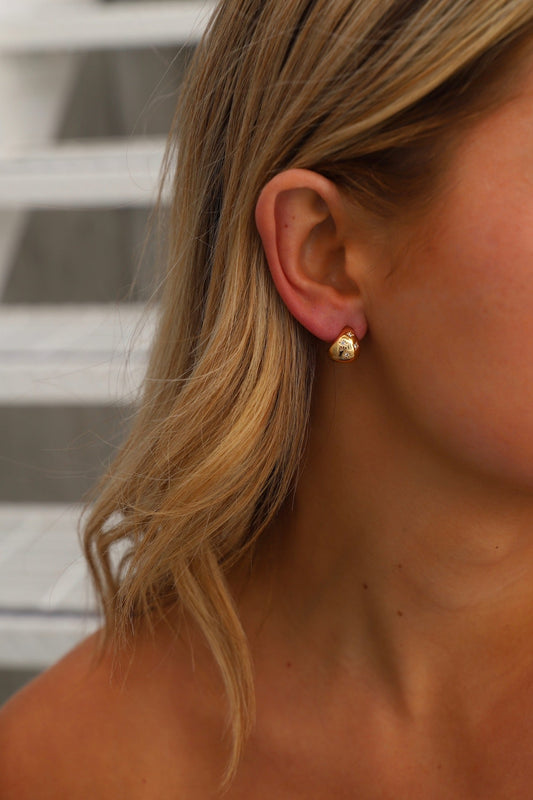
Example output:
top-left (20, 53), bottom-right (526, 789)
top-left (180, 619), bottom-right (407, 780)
top-left (255, 169), bottom-right (368, 342)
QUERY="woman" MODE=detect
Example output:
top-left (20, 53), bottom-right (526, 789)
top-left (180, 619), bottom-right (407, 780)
top-left (2, 0), bottom-right (533, 796)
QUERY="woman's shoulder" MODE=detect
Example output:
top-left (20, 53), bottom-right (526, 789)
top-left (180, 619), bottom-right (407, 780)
top-left (0, 633), bottom-right (124, 798)
top-left (0, 625), bottom-right (225, 799)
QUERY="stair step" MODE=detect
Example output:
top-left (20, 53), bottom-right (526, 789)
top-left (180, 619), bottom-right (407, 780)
top-left (0, 503), bottom-right (98, 668)
top-left (0, 137), bottom-right (168, 208)
top-left (0, 303), bottom-right (153, 404)
top-left (0, 1), bottom-right (213, 52)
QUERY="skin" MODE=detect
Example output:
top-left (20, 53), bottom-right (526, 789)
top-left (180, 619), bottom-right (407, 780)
top-left (2, 47), bottom-right (533, 800)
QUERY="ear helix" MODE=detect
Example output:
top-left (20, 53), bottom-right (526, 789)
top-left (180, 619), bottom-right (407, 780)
top-left (328, 327), bottom-right (360, 363)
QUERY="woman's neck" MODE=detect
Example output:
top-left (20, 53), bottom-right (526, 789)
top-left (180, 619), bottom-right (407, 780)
top-left (248, 350), bottom-right (533, 721)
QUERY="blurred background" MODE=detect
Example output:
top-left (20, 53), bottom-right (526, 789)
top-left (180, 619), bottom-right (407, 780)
top-left (0, 0), bottom-right (211, 704)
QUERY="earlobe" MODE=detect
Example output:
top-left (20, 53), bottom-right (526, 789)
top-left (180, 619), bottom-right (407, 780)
top-left (255, 169), bottom-right (368, 343)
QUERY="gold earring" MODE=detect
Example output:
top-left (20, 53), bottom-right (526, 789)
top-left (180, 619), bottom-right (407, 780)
top-left (328, 327), bottom-right (360, 363)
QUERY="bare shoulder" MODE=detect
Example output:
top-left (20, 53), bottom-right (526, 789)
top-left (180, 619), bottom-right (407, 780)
top-left (0, 625), bottom-right (227, 799)
top-left (0, 633), bottom-right (119, 798)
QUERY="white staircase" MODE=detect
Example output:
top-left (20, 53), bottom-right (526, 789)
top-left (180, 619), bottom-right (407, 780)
top-left (0, 0), bottom-right (213, 672)
top-left (0, 1), bottom-right (211, 51)
top-left (0, 137), bottom-right (168, 208)
top-left (0, 303), bottom-right (153, 404)
top-left (0, 504), bottom-right (95, 669)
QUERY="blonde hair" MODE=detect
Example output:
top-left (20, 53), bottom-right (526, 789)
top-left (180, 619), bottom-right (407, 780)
top-left (83, 0), bottom-right (533, 784)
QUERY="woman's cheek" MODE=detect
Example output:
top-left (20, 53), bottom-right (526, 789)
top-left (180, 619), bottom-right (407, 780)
top-left (372, 211), bottom-right (533, 487)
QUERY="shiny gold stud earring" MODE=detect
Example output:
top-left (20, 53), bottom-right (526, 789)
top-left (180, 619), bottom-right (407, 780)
top-left (328, 327), bottom-right (360, 363)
